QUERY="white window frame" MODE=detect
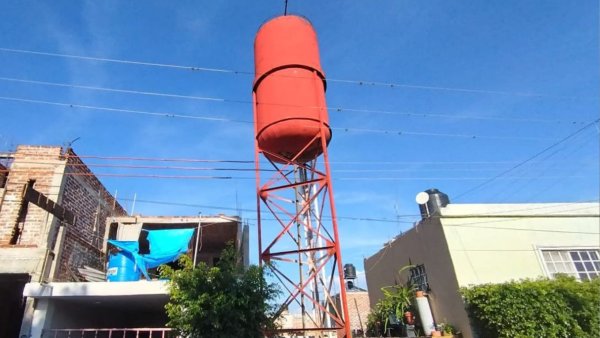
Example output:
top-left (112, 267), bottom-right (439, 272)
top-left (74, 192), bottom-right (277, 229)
top-left (536, 246), bottom-right (600, 281)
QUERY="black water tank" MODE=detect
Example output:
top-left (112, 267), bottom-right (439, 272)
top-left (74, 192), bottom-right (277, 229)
top-left (419, 188), bottom-right (450, 218)
top-left (344, 263), bottom-right (357, 280)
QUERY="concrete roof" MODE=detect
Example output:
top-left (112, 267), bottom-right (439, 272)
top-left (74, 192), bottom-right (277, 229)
top-left (23, 281), bottom-right (170, 320)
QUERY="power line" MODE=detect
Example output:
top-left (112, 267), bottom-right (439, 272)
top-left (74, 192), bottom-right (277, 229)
top-left (454, 118), bottom-right (600, 200)
top-left (337, 176), bottom-right (588, 181)
top-left (0, 95), bottom-right (560, 141)
top-left (114, 197), bottom-right (416, 224)
top-left (0, 159), bottom-right (520, 173)
top-left (67, 154), bottom-right (253, 164)
top-left (0, 96), bottom-right (246, 123)
top-left (32, 186), bottom-right (600, 222)
top-left (0, 47), bottom-right (594, 99)
top-left (1, 152), bottom-right (254, 164)
top-left (11, 160), bottom-right (271, 172)
top-left (0, 76), bottom-right (587, 124)
top-left (0, 169), bottom-right (235, 180)
top-left (5, 151), bottom-right (595, 166)
top-left (0, 47), bottom-right (240, 73)
top-left (493, 129), bottom-right (598, 202)
top-left (2, 167), bottom-right (588, 182)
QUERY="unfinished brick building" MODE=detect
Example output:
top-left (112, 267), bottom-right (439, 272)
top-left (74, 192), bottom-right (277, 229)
top-left (0, 145), bottom-right (126, 337)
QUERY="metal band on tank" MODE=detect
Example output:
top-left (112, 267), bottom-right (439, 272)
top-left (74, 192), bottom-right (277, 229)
top-left (252, 64), bottom-right (327, 93)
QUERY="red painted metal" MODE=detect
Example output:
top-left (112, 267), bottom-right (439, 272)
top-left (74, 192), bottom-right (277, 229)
top-left (253, 15), bottom-right (331, 164)
top-left (253, 15), bottom-right (350, 338)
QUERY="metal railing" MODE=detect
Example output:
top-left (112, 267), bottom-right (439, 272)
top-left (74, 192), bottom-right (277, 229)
top-left (42, 328), bottom-right (175, 338)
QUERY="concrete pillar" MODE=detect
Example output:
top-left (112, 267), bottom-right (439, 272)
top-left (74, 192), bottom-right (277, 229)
top-left (22, 298), bottom-right (53, 338)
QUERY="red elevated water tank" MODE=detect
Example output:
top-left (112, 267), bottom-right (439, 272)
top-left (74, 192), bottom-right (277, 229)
top-left (253, 15), bottom-right (331, 164)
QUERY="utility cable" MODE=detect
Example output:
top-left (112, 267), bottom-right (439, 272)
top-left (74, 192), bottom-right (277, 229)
top-left (0, 47), bottom-right (595, 99)
top-left (454, 118), bottom-right (600, 201)
top-left (4, 151), bottom-right (593, 167)
top-left (0, 95), bottom-right (560, 141)
top-left (0, 96), bottom-right (246, 123)
top-left (0, 168), bottom-right (587, 182)
top-left (10, 160), bottom-right (272, 172)
top-left (0, 76), bottom-right (587, 124)
top-left (494, 129), bottom-right (598, 202)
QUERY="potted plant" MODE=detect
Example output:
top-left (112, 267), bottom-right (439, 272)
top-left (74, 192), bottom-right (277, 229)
top-left (438, 323), bottom-right (456, 337)
top-left (366, 265), bottom-right (416, 336)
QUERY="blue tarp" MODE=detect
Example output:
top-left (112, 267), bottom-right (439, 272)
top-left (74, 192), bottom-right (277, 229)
top-left (108, 228), bottom-right (195, 280)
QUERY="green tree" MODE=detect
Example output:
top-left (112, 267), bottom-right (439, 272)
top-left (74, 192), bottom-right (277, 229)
top-left (159, 245), bottom-right (280, 338)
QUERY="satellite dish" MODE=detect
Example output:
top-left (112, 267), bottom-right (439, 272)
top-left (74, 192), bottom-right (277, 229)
top-left (415, 192), bottom-right (430, 205)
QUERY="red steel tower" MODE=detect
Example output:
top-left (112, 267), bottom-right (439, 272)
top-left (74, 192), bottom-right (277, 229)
top-left (252, 15), bottom-right (351, 337)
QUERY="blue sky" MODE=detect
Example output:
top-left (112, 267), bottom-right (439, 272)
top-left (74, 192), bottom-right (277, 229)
top-left (1, 0), bottom-right (598, 287)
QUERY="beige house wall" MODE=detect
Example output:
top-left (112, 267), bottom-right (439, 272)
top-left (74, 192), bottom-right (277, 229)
top-left (364, 202), bottom-right (599, 338)
top-left (441, 203), bottom-right (600, 286)
top-left (364, 217), bottom-right (472, 338)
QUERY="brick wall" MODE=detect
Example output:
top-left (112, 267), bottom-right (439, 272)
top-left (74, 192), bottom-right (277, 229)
top-left (0, 145), bottom-right (126, 281)
top-left (335, 290), bottom-right (371, 332)
top-left (54, 148), bottom-right (127, 281)
top-left (0, 163), bottom-right (7, 188)
top-left (0, 146), bottom-right (63, 246)
top-left (346, 291), bottom-right (371, 331)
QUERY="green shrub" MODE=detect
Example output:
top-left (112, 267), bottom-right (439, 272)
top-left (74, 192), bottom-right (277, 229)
top-left (461, 275), bottom-right (599, 338)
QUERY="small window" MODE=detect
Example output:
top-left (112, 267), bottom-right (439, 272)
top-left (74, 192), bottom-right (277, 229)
top-left (409, 264), bottom-right (429, 291)
top-left (541, 249), bottom-right (600, 281)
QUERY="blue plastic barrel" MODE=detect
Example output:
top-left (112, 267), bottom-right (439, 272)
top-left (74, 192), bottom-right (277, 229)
top-left (106, 251), bottom-right (141, 282)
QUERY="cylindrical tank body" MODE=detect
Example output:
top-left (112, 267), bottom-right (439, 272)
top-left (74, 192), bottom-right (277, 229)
top-left (106, 251), bottom-right (141, 282)
top-left (344, 263), bottom-right (357, 279)
top-left (253, 15), bottom-right (331, 163)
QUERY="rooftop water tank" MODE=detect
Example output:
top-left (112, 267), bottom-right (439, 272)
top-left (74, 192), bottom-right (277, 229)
top-left (344, 263), bottom-right (357, 280)
top-left (253, 15), bottom-right (331, 163)
top-left (418, 188), bottom-right (450, 218)
top-left (107, 251), bottom-right (141, 282)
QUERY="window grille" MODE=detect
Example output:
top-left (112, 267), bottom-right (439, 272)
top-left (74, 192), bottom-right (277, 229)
top-left (541, 249), bottom-right (600, 281)
top-left (409, 264), bottom-right (429, 291)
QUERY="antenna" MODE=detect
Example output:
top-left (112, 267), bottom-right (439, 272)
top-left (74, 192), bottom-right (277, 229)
top-left (415, 192), bottom-right (430, 205)
top-left (284, 0), bottom-right (289, 15)
top-left (65, 136), bottom-right (81, 150)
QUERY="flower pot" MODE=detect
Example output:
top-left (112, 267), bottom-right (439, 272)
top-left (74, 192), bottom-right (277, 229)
top-left (404, 310), bottom-right (415, 325)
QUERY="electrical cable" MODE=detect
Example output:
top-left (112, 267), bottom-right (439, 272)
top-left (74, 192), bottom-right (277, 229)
top-left (8, 160), bottom-right (274, 172)
top-left (454, 118), bottom-right (600, 201)
top-left (0, 96), bottom-right (247, 123)
top-left (0, 76), bottom-right (587, 124)
top-left (0, 95), bottom-right (561, 141)
top-left (0, 47), bottom-right (595, 99)
top-left (495, 129), bottom-right (598, 202)
top-left (0, 168), bottom-right (588, 182)
top-left (3, 151), bottom-right (594, 167)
